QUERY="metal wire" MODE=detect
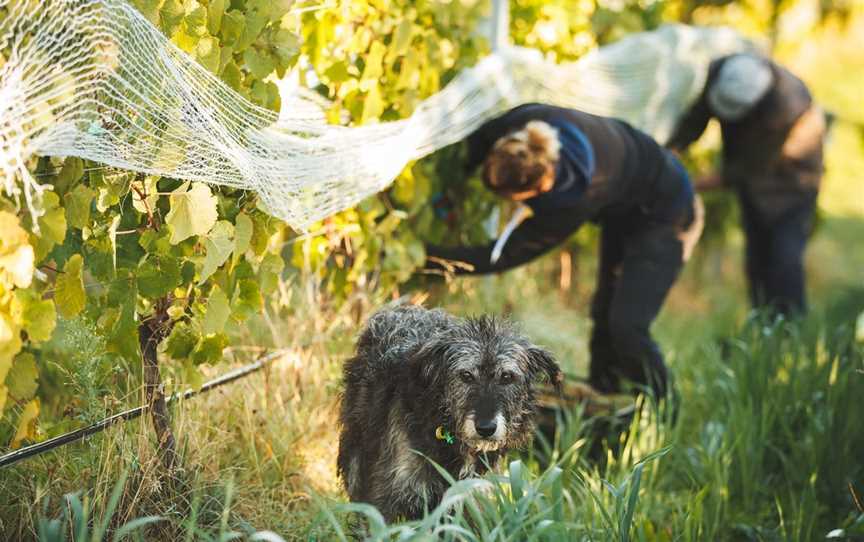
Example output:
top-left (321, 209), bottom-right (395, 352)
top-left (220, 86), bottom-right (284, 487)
top-left (0, 350), bottom-right (286, 469)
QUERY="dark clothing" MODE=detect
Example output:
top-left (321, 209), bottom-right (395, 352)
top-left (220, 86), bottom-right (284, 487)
top-left (667, 55), bottom-right (825, 315)
top-left (426, 104), bottom-right (696, 396)
top-left (667, 54), bottom-right (823, 220)
top-left (432, 104), bottom-right (694, 275)
top-left (588, 211), bottom-right (688, 396)
top-left (740, 191), bottom-right (816, 314)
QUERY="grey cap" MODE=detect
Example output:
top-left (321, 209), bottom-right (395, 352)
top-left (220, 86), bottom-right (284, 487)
top-left (707, 54), bottom-right (774, 122)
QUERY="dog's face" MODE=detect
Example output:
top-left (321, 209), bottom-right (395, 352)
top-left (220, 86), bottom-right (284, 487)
top-left (416, 316), bottom-right (561, 453)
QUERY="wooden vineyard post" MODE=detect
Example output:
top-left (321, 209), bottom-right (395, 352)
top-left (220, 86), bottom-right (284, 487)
top-left (138, 299), bottom-right (179, 472)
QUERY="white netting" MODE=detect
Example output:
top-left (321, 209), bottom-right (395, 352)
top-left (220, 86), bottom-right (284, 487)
top-left (0, 0), bottom-right (752, 231)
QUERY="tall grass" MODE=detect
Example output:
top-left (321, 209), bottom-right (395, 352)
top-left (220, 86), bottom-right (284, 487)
top-left (4, 215), bottom-right (863, 540)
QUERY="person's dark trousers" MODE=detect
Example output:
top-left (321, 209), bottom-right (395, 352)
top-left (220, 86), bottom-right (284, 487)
top-left (738, 192), bottom-right (816, 316)
top-left (588, 214), bottom-right (685, 398)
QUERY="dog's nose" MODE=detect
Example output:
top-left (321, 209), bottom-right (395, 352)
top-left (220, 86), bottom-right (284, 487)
top-left (475, 420), bottom-right (497, 438)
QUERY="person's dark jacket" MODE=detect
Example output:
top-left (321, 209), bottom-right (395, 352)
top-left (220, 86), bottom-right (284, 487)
top-left (666, 55), bottom-right (825, 219)
top-left (425, 103), bottom-right (693, 274)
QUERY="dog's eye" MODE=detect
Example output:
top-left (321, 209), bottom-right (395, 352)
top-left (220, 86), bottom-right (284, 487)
top-left (500, 371), bottom-right (515, 384)
top-left (459, 370), bottom-right (474, 383)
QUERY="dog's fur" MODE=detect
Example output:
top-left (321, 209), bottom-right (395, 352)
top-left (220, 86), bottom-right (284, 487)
top-left (337, 305), bottom-right (562, 522)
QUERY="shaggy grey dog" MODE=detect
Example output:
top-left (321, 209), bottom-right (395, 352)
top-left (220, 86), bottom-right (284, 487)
top-left (337, 304), bottom-right (562, 522)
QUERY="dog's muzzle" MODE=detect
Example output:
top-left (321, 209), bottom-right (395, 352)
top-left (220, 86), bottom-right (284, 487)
top-left (463, 413), bottom-right (507, 452)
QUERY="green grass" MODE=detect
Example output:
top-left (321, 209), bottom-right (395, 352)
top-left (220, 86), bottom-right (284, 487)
top-left (2, 208), bottom-right (862, 541)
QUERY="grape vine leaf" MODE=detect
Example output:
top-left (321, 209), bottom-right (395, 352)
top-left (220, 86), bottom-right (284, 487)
top-left (192, 333), bottom-right (228, 365)
top-left (207, 0), bottom-right (226, 35)
top-left (166, 182), bottom-right (218, 244)
top-left (202, 285), bottom-right (230, 334)
top-left (34, 192), bottom-right (68, 261)
top-left (137, 254), bottom-right (182, 298)
top-left (233, 212), bottom-right (253, 264)
top-left (64, 184), bottom-right (95, 230)
top-left (0, 211), bottom-right (35, 289)
top-left (11, 399), bottom-right (39, 448)
top-left (55, 254), bottom-right (86, 318)
top-left (6, 352), bottom-right (38, 401)
top-left (230, 279), bottom-right (262, 322)
top-left (165, 321), bottom-right (199, 360)
top-left (199, 220), bottom-right (234, 284)
top-left (16, 289), bottom-right (56, 343)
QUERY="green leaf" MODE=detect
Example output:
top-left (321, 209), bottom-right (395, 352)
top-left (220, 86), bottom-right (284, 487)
top-left (199, 220), bottom-right (234, 284)
top-left (184, 6), bottom-right (207, 37)
top-left (130, 0), bottom-right (164, 24)
top-left (220, 10), bottom-right (245, 47)
top-left (324, 60), bottom-right (351, 83)
top-left (16, 289), bottom-right (56, 343)
top-left (166, 182), bottom-right (218, 245)
top-left (202, 285), bottom-right (230, 334)
top-left (192, 333), bottom-right (228, 365)
top-left (196, 36), bottom-right (222, 74)
top-left (55, 254), bottom-right (86, 318)
top-left (250, 80), bottom-right (280, 111)
top-left (233, 212), bottom-right (253, 263)
top-left (107, 283), bottom-right (139, 361)
top-left (258, 253), bottom-right (284, 296)
top-left (207, 0), bottom-right (226, 35)
top-left (164, 321), bottom-right (199, 360)
top-left (54, 157), bottom-right (84, 194)
top-left (182, 360), bottom-right (205, 390)
top-left (230, 279), bottom-right (262, 322)
top-left (64, 184), bottom-right (94, 230)
top-left (236, 5), bottom-right (269, 51)
top-left (249, 212), bottom-right (275, 256)
top-left (159, 0), bottom-right (184, 35)
top-left (269, 28), bottom-right (299, 67)
top-left (137, 255), bottom-right (181, 298)
top-left (34, 192), bottom-right (67, 261)
top-left (139, 227), bottom-right (172, 254)
top-left (221, 59), bottom-right (243, 90)
top-left (243, 47), bottom-right (276, 79)
top-left (5, 352), bottom-right (38, 401)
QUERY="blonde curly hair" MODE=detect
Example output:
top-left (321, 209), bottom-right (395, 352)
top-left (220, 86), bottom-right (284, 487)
top-left (482, 121), bottom-right (561, 198)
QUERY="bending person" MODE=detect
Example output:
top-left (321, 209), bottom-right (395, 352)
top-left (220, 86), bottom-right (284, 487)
top-left (425, 103), bottom-right (702, 399)
top-left (667, 53), bottom-right (826, 315)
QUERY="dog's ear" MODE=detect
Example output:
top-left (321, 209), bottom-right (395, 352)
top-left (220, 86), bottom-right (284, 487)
top-left (527, 347), bottom-right (563, 391)
top-left (411, 338), bottom-right (449, 388)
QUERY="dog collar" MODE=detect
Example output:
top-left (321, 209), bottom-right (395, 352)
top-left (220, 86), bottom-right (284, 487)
top-left (435, 425), bottom-right (455, 445)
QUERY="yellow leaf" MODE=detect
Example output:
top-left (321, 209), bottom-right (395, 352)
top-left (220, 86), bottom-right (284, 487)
top-left (55, 254), bottom-right (86, 318)
top-left (11, 399), bottom-right (39, 449)
top-left (0, 313), bottom-right (22, 381)
top-left (0, 212), bottom-right (35, 289)
top-left (166, 182), bottom-right (218, 244)
top-left (0, 385), bottom-right (7, 413)
top-left (6, 352), bottom-right (38, 401)
top-left (360, 40), bottom-right (386, 91)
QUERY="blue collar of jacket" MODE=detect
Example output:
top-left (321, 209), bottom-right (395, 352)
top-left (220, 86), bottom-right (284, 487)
top-left (526, 120), bottom-right (595, 212)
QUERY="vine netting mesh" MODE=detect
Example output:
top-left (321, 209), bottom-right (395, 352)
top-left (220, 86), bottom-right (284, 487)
top-left (0, 0), bottom-right (752, 231)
